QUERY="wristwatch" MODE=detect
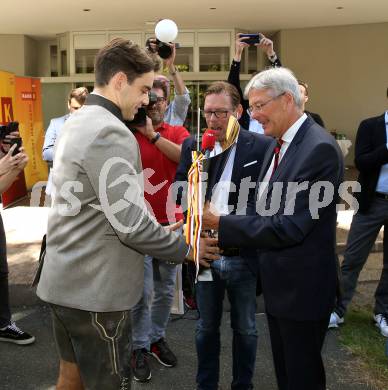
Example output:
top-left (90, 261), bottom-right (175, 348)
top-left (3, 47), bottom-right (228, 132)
top-left (268, 53), bottom-right (277, 61)
top-left (150, 132), bottom-right (161, 144)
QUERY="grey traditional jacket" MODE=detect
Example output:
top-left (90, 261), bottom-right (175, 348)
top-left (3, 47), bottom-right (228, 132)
top-left (37, 96), bottom-right (188, 312)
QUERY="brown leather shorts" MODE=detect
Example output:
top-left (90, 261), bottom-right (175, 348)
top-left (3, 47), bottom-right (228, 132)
top-left (50, 303), bottom-right (132, 389)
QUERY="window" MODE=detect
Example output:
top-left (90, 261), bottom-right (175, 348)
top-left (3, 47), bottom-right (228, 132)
top-left (199, 47), bottom-right (229, 72)
top-left (50, 45), bottom-right (58, 77)
top-left (60, 50), bottom-right (67, 76)
top-left (174, 47), bottom-right (194, 72)
top-left (75, 49), bottom-right (98, 74)
top-left (241, 45), bottom-right (258, 74)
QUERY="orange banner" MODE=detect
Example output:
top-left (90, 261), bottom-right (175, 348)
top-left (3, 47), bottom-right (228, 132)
top-left (14, 76), bottom-right (48, 189)
top-left (0, 70), bottom-right (27, 207)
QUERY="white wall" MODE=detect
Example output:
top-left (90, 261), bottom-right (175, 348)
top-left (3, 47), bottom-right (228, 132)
top-left (0, 35), bottom-right (25, 75)
top-left (24, 36), bottom-right (39, 76)
top-left (278, 22), bottom-right (388, 165)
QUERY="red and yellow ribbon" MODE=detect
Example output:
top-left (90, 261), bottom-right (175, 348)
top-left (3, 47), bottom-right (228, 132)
top-left (185, 150), bottom-right (204, 280)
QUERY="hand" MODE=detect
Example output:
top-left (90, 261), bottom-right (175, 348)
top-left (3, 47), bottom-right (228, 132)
top-left (14, 147), bottom-right (28, 170)
top-left (164, 220), bottom-right (184, 232)
top-left (0, 144), bottom-right (23, 175)
top-left (186, 236), bottom-right (219, 268)
top-left (234, 33), bottom-right (250, 62)
top-left (1, 131), bottom-right (20, 153)
top-left (256, 33), bottom-right (275, 57)
top-left (134, 117), bottom-right (157, 141)
top-left (202, 201), bottom-right (220, 231)
top-left (164, 43), bottom-right (176, 70)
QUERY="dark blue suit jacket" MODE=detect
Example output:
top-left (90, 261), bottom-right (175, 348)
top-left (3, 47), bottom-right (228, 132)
top-left (175, 129), bottom-right (272, 274)
top-left (354, 113), bottom-right (387, 213)
top-left (219, 117), bottom-right (344, 320)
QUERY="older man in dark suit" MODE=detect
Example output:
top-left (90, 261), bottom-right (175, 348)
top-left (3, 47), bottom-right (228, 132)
top-left (203, 68), bottom-right (343, 390)
top-left (329, 94), bottom-right (388, 336)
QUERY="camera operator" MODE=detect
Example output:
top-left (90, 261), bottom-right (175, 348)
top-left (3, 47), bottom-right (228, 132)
top-left (228, 33), bottom-right (282, 133)
top-left (0, 135), bottom-right (33, 345)
top-left (129, 78), bottom-right (189, 383)
top-left (147, 39), bottom-right (191, 126)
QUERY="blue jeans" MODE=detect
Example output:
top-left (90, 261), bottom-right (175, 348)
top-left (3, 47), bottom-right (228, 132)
top-left (131, 255), bottom-right (177, 350)
top-left (195, 256), bottom-right (258, 390)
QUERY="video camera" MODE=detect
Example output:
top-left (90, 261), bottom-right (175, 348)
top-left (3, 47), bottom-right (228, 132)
top-left (146, 38), bottom-right (180, 60)
top-left (125, 91), bottom-right (158, 130)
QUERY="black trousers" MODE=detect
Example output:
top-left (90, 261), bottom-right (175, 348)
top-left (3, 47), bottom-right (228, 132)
top-left (0, 213), bottom-right (11, 328)
top-left (266, 312), bottom-right (329, 390)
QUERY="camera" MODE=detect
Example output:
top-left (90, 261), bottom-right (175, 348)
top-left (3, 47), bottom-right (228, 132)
top-left (239, 33), bottom-right (261, 45)
top-left (146, 38), bottom-right (180, 60)
top-left (125, 91), bottom-right (158, 130)
top-left (0, 121), bottom-right (19, 140)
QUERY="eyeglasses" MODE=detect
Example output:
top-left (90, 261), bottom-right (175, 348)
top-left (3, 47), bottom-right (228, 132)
top-left (154, 96), bottom-right (167, 104)
top-left (201, 110), bottom-right (231, 119)
top-left (247, 92), bottom-right (285, 117)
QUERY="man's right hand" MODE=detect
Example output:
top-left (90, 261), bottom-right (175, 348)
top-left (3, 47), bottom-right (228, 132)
top-left (186, 236), bottom-right (219, 268)
top-left (0, 144), bottom-right (24, 175)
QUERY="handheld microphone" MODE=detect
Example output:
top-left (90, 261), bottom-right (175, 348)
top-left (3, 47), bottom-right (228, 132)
top-left (201, 129), bottom-right (217, 158)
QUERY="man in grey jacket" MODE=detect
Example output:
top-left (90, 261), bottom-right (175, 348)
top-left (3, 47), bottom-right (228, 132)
top-left (37, 38), bottom-right (217, 390)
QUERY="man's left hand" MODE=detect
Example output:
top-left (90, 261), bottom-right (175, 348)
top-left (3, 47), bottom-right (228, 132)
top-left (202, 201), bottom-right (220, 231)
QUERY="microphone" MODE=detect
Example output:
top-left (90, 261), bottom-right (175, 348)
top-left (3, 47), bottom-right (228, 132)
top-left (201, 129), bottom-right (217, 158)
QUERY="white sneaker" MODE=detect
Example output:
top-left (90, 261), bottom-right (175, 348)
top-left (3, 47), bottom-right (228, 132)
top-left (374, 314), bottom-right (388, 337)
top-left (328, 312), bottom-right (344, 328)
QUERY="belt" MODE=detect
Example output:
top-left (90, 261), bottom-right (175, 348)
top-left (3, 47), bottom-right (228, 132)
top-left (375, 192), bottom-right (388, 200)
top-left (221, 247), bottom-right (240, 257)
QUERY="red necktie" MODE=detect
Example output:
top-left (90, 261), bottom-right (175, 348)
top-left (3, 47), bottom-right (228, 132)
top-left (271, 139), bottom-right (284, 178)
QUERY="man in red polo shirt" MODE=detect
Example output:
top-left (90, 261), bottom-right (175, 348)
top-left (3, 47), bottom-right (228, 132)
top-left (131, 79), bottom-right (190, 382)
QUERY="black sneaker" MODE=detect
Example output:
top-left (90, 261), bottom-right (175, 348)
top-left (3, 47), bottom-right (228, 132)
top-left (131, 348), bottom-right (151, 382)
top-left (0, 322), bottom-right (35, 345)
top-left (150, 338), bottom-right (177, 367)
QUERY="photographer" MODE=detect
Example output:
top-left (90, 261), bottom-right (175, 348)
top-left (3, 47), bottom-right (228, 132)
top-left (147, 39), bottom-right (191, 126)
top-left (130, 78), bottom-right (189, 383)
top-left (0, 135), bottom-right (33, 345)
top-left (228, 33), bottom-right (282, 133)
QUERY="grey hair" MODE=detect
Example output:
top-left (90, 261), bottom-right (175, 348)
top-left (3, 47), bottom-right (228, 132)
top-left (244, 67), bottom-right (303, 109)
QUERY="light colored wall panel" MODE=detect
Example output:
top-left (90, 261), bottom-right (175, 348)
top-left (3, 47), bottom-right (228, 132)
top-left (197, 31), bottom-right (231, 47)
top-left (280, 22), bottom-right (388, 165)
top-left (177, 32), bottom-right (195, 46)
top-left (24, 36), bottom-right (38, 76)
top-left (73, 33), bottom-right (107, 49)
top-left (36, 39), bottom-right (56, 77)
top-left (0, 35), bottom-right (25, 75)
top-left (41, 83), bottom-right (72, 130)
